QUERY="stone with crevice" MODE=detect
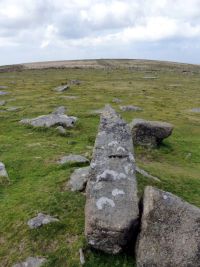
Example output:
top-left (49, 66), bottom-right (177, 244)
top-left (13, 257), bottom-right (46, 267)
top-left (136, 186), bottom-right (200, 267)
top-left (27, 213), bottom-right (59, 229)
top-left (130, 118), bottom-right (173, 147)
top-left (85, 105), bottom-right (139, 254)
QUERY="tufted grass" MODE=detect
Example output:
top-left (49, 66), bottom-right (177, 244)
top-left (0, 60), bottom-right (199, 266)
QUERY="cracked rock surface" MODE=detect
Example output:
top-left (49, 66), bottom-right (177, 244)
top-left (85, 105), bottom-right (139, 254)
top-left (136, 186), bottom-right (200, 267)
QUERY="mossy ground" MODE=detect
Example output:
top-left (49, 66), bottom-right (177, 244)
top-left (0, 62), bottom-right (199, 266)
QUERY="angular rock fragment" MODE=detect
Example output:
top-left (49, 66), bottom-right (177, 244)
top-left (137, 186), bottom-right (200, 267)
top-left (120, 105), bottom-right (143, 112)
top-left (13, 257), bottom-right (46, 267)
top-left (85, 105), bottom-right (139, 254)
top-left (58, 154), bottom-right (89, 165)
top-left (130, 118), bottom-right (173, 147)
top-left (27, 213), bottom-right (59, 229)
top-left (54, 84), bottom-right (70, 92)
top-left (20, 108), bottom-right (77, 128)
top-left (68, 166), bottom-right (90, 192)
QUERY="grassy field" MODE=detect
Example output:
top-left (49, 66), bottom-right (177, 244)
top-left (0, 60), bottom-right (199, 266)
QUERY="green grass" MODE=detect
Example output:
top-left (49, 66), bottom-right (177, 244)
top-left (0, 61), bottom-right (199, 266)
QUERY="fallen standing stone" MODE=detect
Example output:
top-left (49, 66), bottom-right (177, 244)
top-left (136, 186), bottom-right (200, 267)
top-left (27, 213), bottom-right (59, 229)
top-left (58, 154), bottom-right (89, 165)
top-left (130, 118), bottom-right (173, 147)
top-left (85, 105), bottom-right (139, 254)
top-left (54, 84), bottom-right (70, 92)
top-left (20, 107), bottom-right (77, 128)
top-left (13, 257), bottom-right (46, 267)
top-left (120, 105), bottom-right (143, 112)
top-left (67, 166), bottom-right (90, 192)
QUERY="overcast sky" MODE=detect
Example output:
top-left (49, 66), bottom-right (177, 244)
top-left (1, 0), bottom-right (200, 65)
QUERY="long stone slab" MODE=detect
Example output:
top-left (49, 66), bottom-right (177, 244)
top-left (85, 105), bottom-right (139, 254)
top-left (136, 186), bottom-right (200, 267)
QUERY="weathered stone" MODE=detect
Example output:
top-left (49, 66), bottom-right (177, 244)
top-left (58, 154), bottom-right (89, 165)
top-left (130, 118), bottom-right (173, 147)
top-left (143, 76), bottom-right (158, 79)
top-left (68, 166), bottom-right (90, 192)
top-left (54, 84), bottom-right (70, 92)
top-left (189, 107), bottom-right (200, 113)
top-left (52, 106), bottom-right (66, 115)
top-left (120, 105), bottom-right (143, 112)
top-left (135, 166), bottom-right (160, 182)
top-left (112, 98), bottom-right (122, 103)
top-left (136, 186), bottom-right (200, 267)
top-left (27, 213), bottom-right (59, 229)
top-left (13, 257), bottom-right (46, 267)
top-left (70, 79), bottom-right (81, 85)
top-left (0, 162), bottom-right (8, 177)
top-left (0, 91), bottom-right (9, 95)
top-left (20, 109), bottom-right (77, 128)
top-left (85, 105), bottom-right (139, 254)
top-left (56, 126), bottom-right (66, 134)
top-left (0, 100), bottom-right (6, 106)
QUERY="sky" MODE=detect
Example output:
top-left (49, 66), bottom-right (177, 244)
top-left (1, 0), bottom-right (200, 65)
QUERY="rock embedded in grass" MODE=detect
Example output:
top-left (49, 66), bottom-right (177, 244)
top-left (130, 118), bottom-right (173, 147)
top-left (0, 100), bottom-right (6, 106)
top-left (56, 125), bottom-right (66, 135)
top-left (20, 108), bottom-right (77, 128)
top-left (136, 186), bottom-right (200, 267)
top-left (70, 79), bottom-right (81, 85)
top-left (58, 154), bottom-right (89, 165)
top-left (85, 105), bottom-right (139, 254)
top-left (0, 86), bottom-right (8, 89)
top-left (54, 84), bottom-right (70, 92)
top-left (67, 166), bottom-right (90, 192)
top-left (112, 98), bottom-right (122, 103)
top-left (27, 213), bottom-right (59, 229)
top-left (0, 91), bottom-right (9, 95)
top-left (120, 105), bottom-right (143, 112)
top-left (0, 162), bottom-right (8, 178)
top-left (13, 257), bottom-right (46, 267)
top-left (189, 107), bottom-right (200, 113)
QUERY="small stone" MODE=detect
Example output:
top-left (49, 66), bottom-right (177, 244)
top-left (27, 213), bottom-right (59, 229)
top-left (112, 98), bottom-right (122, 103)
top-left (0, 91), bottom-right (9, 95)
top-left (53, 106), bottom-right (66, 115)
top-left (79, 248), bottom-right (85, 265)
top-left (0, 100), bottom-right (6, 106)
top-left (13, 257), bottom-right (46, 267)
top-left (136, 186), bottom-right (200, 267)
top-left (54, 84), bottom-right (70, 92)
top-left (70, 79), bottom-right (81, 85)
top-left (189, 108), bottom-right (200, 113)
top-left (0, 162), bottom-right (8, 177)
top-left (56, 126), bottom-right (66, 134)
top-left (130, 118), bottom-right (173, 147)
top-left (58, 154), bottom-right (89, 165)
top-left (68, 166), bottom-right (90, 192)
top-left (120, 105), bottom-right (143, 112)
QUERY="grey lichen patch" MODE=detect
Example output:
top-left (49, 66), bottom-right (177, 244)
top-left (96, 197), bottom-right (115, 210)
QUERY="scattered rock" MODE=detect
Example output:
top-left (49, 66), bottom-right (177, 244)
top-left (135, 166), bottom-right (160, 182)
top-left (56, 126), bottom-right (66, 135)
top-left (136, 186), bottom-right (200, 267)
top-left (79, 248), bottom-right (85, 265)
top-left (120, 105), bottom-right (143, 112)
top-left (189, 108), bottom-right (200, 113)
top-left (0, 162), bottom-right (8, 178)
top-left (70, 79), bottom-right (81, 85)
top-left (58, 154), bottom-right (89, 165)
top-left (112, 98), bottom-right (122, 103)
top-left (85, 105), bottom-right (139, 254)
top-left (27, 213), bottom-right (59, 229)
top-left (0, 86), bottom-right (8, 89)
top-left (0, 91), bottom-right (9, 95)
top-left (13, 257), bottom-right (46, 267)
top-left (0, 100), bottom-right (6, 106)
top-left (130, 118), bottom-right (173, 147)
top-left (68, 166), bottom-right (90, 192)
top-left (54, 84), bottom-right (70, 92)
top-left (20, 108), bottom-right (77, 128)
